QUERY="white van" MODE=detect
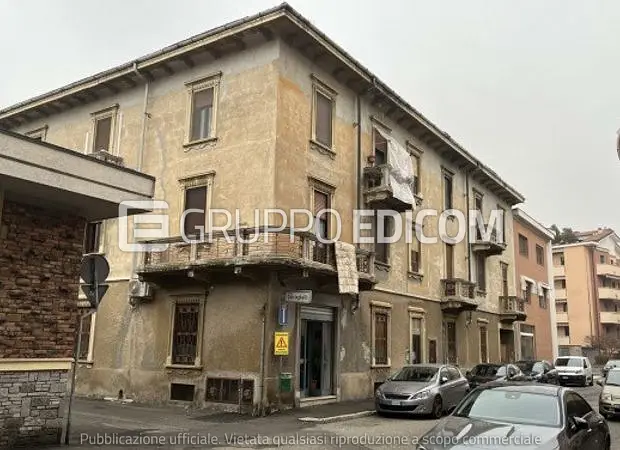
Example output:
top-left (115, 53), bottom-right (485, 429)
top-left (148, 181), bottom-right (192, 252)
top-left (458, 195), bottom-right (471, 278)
top-left (554, 356), bottom-right (593, 387)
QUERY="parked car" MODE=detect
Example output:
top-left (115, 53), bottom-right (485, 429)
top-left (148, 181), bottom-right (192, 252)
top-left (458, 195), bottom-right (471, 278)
top-left (598, 367), bottom-right (620, 419)
top-left (516, 359), bottom-right (558, 384)
top-left (602, 359), bottom-right (620, 378)
top-left (555, 356), bottom-right (594, 387)
top-left (418, 383), bottom-right (611, 450)
top-left (465, 363), bottom-right (527, 389)
top-left (374, 363), bottom-right (469, 419)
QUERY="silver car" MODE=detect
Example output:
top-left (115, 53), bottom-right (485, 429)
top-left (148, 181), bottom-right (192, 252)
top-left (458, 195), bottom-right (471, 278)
top-left (375, 363), bottom-right (470, 419)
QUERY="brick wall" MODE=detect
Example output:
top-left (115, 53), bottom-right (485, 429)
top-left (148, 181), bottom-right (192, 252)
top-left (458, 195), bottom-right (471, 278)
top-left (0, 200), bottom-right (84, 358)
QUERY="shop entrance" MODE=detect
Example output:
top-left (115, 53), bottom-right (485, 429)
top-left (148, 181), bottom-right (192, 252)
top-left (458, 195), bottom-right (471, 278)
top-left (299, 306), bottom-right (334, 398)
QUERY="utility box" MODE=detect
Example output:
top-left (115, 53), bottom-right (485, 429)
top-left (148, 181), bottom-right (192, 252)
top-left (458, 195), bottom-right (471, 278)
top-left (279, 373), bottom-right (292, 393)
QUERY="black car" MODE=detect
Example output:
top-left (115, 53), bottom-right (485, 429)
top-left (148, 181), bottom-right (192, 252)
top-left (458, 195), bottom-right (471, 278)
top-left (465, 363), bottom-right (527, 389)
top-left (418, 383), bottom-right (611, 450)
top-left (516, 359), bottom-right (558, 384)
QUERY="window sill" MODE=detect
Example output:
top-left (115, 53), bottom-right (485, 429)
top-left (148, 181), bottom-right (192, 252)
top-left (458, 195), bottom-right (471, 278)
top-left (408, 271), bottom-right (423, 281)
top-left (371, 364), bottom-right (391, 369)
top-left (374, 261), bottom-right (391, 272)
top-left (165, 364), bottom-right (203, 370)
top-left (309, 139), bottom-right (336, 158)
top-left (77, 360), bottom-right (93, 367)
top-left (183, 136), bottom-right (218, 150)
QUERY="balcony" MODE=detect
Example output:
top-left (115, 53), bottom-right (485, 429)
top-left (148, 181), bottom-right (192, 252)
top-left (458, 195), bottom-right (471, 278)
top-left (557, 336), bottom-right (570, 346)
top-left (553, 266), bottom-right (565, 278)
top-left (598, 264), bottom-right (620, 278)
top-left (499, 296), bottom-right (527, 323)
top-left (440, 278), bottom-right (477, 313)
top-left (555, 288), bottom-right (567, 299)
top-left (556, 312), bottom-right (569, 324)
top-left (598, 287), bottom-right (620, 301)
top-left (470, 226), bottom-right (506, 257)
top-left (362, 164), bottom-right (415, 213)
top-left (136, 227), bottom-right (376, 292)
top-left (600, 311), bottom-right (620, 325)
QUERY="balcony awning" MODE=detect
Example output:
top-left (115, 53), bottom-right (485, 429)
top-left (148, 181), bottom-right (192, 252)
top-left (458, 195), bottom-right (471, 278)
top-left (375, 127), bottom-right (415, 209)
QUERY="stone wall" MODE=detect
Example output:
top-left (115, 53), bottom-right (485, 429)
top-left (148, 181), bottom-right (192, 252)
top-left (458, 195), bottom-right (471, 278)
top-left (0, 370), bottom-right (68, 448)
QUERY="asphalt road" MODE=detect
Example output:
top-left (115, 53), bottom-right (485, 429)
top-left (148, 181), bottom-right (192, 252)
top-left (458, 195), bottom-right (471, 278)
top-left (55, 385), bottom-right (618, 449)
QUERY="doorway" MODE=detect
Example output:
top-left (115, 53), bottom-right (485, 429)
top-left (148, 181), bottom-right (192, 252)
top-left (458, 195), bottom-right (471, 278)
top-left (500, 329), bottom-right (515, 363)
top-left (299, 306), bottom-right (335, 398)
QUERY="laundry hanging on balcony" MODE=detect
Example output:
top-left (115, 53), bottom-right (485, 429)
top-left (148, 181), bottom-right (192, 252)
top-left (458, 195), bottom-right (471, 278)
top-left (375, 127), bottom-right (416, 208)
top-left (334, 241), bottom-right (359, 294)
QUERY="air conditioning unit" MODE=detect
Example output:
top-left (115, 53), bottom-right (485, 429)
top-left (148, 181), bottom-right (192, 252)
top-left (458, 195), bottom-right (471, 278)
top-left (128, 279), bottom-right (153, 300)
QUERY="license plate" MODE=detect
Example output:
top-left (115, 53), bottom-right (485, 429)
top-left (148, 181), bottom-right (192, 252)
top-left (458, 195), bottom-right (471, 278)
top-left (389, 400), bottom-right (400, 406)
top-left (561, 376), bottom-right (569, 379)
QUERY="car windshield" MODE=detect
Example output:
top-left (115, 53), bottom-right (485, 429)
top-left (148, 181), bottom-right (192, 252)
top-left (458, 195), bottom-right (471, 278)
top-left (606, 371), bottom-right (620, 386)
top-left (516, 361), bottom-right (534, 372)
top-left (390, 366), bottom-right (439, 382)
top-left (532, 362), bottom-right (545, 374)
top-left (555, 358), bottom-right (582, 367)
top-left (453, 389), bottom-right (561, 427)
top-left (473, 365), bottom-right (499, 377)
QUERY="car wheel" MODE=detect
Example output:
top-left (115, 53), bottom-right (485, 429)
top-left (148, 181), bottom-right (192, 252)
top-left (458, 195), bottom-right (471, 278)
top-left (431, 395), bottom-right (443, 419)
top-left (589, 377), bottom-right (594, 386)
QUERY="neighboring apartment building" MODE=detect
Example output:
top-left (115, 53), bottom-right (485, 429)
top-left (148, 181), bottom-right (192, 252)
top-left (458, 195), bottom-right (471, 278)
top-left (512, 208), bottom-right (556, 362)
top-left (0, 130), bottom-right (154, 447)
top-left (553, 228), bottom-right (620, 356)
top-left (0, 4), bottom-right (525, 412)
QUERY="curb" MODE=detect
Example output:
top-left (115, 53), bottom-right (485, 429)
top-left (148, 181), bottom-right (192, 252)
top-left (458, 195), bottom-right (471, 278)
top-left (298, 410), bottom-right (376, 424)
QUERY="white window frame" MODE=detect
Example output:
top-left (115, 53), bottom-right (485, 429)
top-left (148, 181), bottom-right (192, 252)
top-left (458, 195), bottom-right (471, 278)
top-left (408, 222), bottom-right (423, 278)
top-left (371, 301), bottom-right (392, 368)
top-left (184, 72), bottom-right (221, 147)
top-left (166, 294), bottom-right (206, 369)
top-left (178, 172), bottom-right (215, 237)
top-left (77, 311), bottom-right (96, 364)
top-left (408, 307), bottom-right (426, 364)
top-left (90, 104), bottom-right (119, 154)
top-left (406, 141), bottom-right (424, 203)
top-left (25, 124), bottom-right (48, 141)
top-left (310, 74), bottom-right (337, 156)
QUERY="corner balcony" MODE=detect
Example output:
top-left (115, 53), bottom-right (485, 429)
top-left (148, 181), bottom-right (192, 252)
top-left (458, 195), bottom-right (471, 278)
top-left (599, 287), bottom-right (620, 301)
top-left (362, 164), bottom-right (415, 213)
top-left (597, 264), bottom-right (620, 278)
top-left (499, 296), bottom-right (527, 323)
top-left (136, 227), bottom-right (376, 292)
top-left (600, 311), bottom-right (620, 325)
top-left (470, 226), bottom-right (506, 257)
top-left (553, 266), bottom-right (565, 278)
top-left (556, 312), bottom-right (569, 324)
top-left (440, 278), bottom-right (478, 314)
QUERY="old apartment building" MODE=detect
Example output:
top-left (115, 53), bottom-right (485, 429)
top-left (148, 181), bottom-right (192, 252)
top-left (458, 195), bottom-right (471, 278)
top-left (0, 130), bottom-right (154, 447)
top-left (512, 208), bottom-right (556, 362)
top-left (0, 4), bottom-right (525, 412)
top-left (553, 228), bottom-right (620, 356)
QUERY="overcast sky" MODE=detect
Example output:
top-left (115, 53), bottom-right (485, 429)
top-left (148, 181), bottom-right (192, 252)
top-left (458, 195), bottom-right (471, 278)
top-left (1, 0), bottom-right (618, 233)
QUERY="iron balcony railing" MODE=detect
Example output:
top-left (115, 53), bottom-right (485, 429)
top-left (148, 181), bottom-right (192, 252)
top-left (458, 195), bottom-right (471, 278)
top-left (441, 278), bottom-right (476, 299)
top-left (500, 296), bottom-right (526, 315)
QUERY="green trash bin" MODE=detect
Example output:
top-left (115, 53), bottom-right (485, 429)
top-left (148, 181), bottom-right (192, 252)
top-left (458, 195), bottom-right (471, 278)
top-left (279, 372), bottom-right (292, 393)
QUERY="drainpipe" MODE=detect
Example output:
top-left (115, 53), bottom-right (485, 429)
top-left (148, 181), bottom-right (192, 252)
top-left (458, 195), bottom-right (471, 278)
top-left (546, 240), bottom-right (558, 360)
top-left (353, 93), bottom-right (362, 312)
top-left (588, 246), bottom-right (601, 350)
top-left (465, 169), bottom-right (472, 282)
top-left (259, 302), bottom-right (267, 415)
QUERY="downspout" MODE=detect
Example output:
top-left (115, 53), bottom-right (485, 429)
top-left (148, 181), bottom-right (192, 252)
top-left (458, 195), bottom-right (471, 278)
top-left (465, 168), bottom-right (472, 282)
top-left (589, 246), bottom-right (601, 349)
top-left (259, 302), bottom-right (267, 415)
top-left (353, 94), bottom-right (362, 312)
top-left (546, 241), bottom-right (558, 360)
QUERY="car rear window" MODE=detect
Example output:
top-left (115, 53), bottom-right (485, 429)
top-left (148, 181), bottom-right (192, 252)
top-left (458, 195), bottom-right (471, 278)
top-left (555, 357), bottom-right (582, 367)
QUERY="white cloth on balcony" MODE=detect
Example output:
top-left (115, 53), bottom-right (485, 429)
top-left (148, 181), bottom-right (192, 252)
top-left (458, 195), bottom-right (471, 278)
top-left (334, 241), bottom-right (359, 295)
top-left (375, 127), bottom-right (415, 209)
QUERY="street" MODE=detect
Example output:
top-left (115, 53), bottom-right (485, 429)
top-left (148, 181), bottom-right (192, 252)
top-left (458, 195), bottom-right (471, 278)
top-left (54, 384), bottom-right (619, 449)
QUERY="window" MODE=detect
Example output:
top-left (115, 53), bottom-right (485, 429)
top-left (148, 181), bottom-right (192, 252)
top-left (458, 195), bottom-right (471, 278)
top-left (185, 72), bottom-right (221, 145)
top-left (25, 125), bottom-right (48, 141)
top-left (539, 288), bottom-right (548, 309)
top-left (445, 243), bottom-right (454, 279)
top-left (84, 221), bottom-right (103, 254)
top-left (600, 255), bottom-right (606, 264)
top-left (411, 152), bottom-right (421, 195)
top-left (479, 326), bottom-right (488, 363)
top-left (497, 206), bottom-right (506, 243)
top-left (372, 307), bottom-right (391, 366)
top-left (311, 77), bottom-right (336, 151)
top-left (375, 215), bottom-right (392, 265)
top-left (555, 279), bottom-right (566, 289)
top-left (560, 254), bottom-right (565, 265)
top-left (170, 383), bottom-right (195, 402)
top-left (565, 392), bottom-right (593, 420)
top-left (428, 339), bottom-right (437, 364)
top-left (313, 189), bottom-right (331, 263)
top-left (410, 228), bottom-right (421, 273)
top-left (536, 245), bottom-right (545, 266)
top-left (520, 324), bottom-right (535, 360)
top-left (170, 301), bottom-right (202, 366)
top-left (443, 171), bottom-right (453, 210)
top-left (183, 186), bottom-right (207, 237)
top-left (77, 312), bottom-right (95, 362)
top-left (410, 317), bottom-right (423, 364)
top-left (445, 321), bottom-right (457, 364)
top-left (91, 105), bottom-right (118, 153)
top-left (476, 253), bottom-right (486, 291)
top-left (501, 262), bottom-right (509, 297)
top-left (524, 281), bottom-right (532, 302)
top-left (474, 192), bottom-right (483, 213)
top-left (518, 234), bottom-right (529, 256)
top-left (373, 128), bottom-right (388, 165)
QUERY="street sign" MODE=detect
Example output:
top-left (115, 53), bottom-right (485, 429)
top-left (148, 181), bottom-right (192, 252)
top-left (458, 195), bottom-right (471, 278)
top-left (80, 254), bottom-right (110, 309)
top-left (278, 303), bottom-right (288, 326)
top-left (274, 332), bottom-right (289, 356)
top-left (284, 290), bottom-right (312, 304)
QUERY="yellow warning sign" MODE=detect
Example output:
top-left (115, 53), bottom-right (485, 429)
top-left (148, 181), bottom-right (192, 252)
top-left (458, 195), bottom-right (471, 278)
top-left (274, 332), bottom-right (289, 356)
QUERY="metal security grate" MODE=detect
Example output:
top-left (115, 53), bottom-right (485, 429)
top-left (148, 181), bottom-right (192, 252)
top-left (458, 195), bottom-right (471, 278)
top-left (171, 303), bottom-right (199, 365)
top-left (206, 378), bottom-right (254, 405)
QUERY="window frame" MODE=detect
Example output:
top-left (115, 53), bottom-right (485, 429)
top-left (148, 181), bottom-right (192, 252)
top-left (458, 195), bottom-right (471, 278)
top-left (90, 105), bottom-right (119, 154)
top-left (178, 172), bottom-right (215, 238)
top-left (371, 302), bottom-right (392, 368)
top-left (83, 221), bottom-right (105, 255)
top-left (310, 75), bottom-right (337, 155)
top-left (479, 324), bottom-right (489, 363)
top-left (409, 223), bottom-right (422, 277)
top-left (77, 311), bottom-right (96, 364)
top-left (184, 72), bottom-right (222, 147)
top-left (518, 234), bottom-right (529, 256)
top-left (25, 124), bottom-right (48, 141)
top-left (166, 294), bottom-right (206, 369)
top-left (409, 308), bottom-right (426, 364)
top-left (442, 168), bottom-right (454, 211)
top-left (536, 244), bottom-right (545, 266)
top-left (408, 144), bottom-right (423, 198)
top-left (476, 252), bottom-right (486, 292)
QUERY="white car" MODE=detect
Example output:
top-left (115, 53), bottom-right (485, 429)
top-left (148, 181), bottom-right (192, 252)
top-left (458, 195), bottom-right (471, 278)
top-left (554, 356), bottom-right (593, 387)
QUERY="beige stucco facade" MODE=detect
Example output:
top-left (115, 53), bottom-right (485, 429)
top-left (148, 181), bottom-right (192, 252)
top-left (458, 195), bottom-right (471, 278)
top-left (0, 5), bottom-right (525, 412)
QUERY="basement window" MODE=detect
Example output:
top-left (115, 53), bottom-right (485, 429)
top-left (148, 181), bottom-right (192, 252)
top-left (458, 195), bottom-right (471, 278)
top-left (206, 378), bottom-right (254, 405)
top-left (170, 383), bottom-right (195, 402)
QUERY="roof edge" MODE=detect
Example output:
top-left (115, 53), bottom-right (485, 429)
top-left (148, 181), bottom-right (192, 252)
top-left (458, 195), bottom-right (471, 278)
top-left (512, 207), bottom-right (554, 240)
